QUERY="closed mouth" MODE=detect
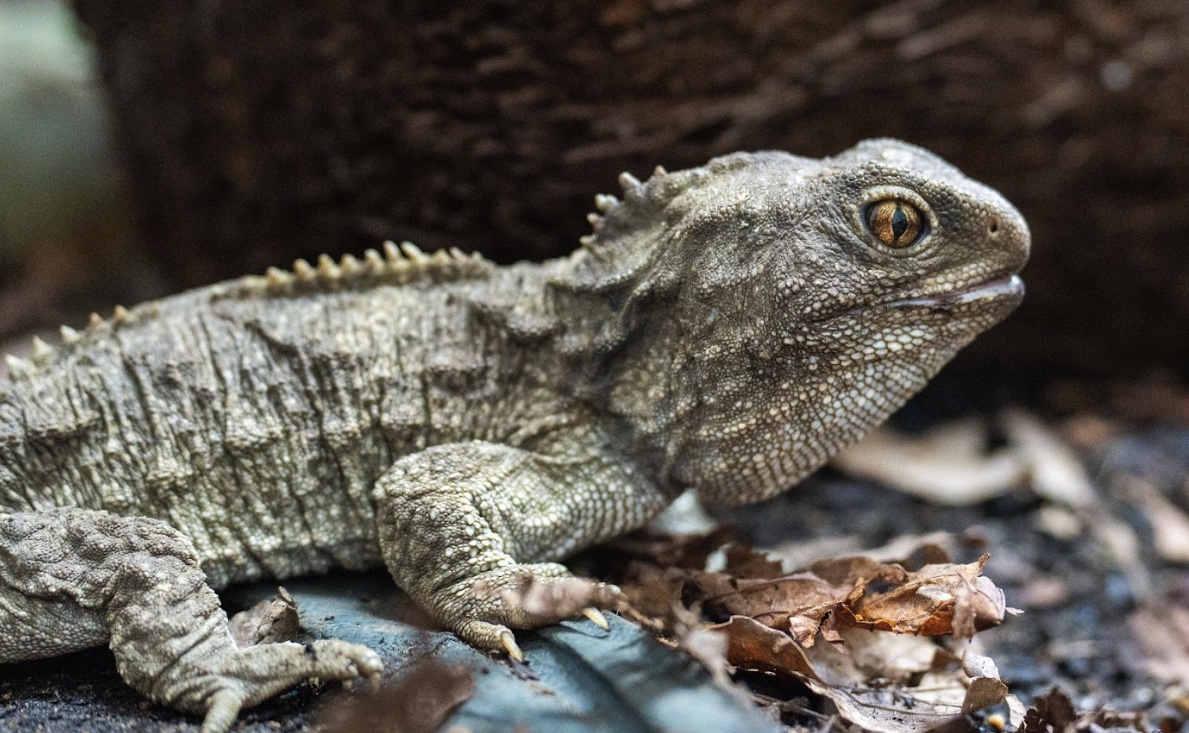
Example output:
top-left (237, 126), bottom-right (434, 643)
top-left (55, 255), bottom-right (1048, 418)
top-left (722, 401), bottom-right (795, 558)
top-left (886, 274), bottom-right (1024, 310)
top-left (824, 274), bottom-right (1025, 325)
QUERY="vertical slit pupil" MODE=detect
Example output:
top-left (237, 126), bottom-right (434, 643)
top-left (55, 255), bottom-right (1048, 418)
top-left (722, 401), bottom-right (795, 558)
top-left (891, 205), bottom-right (909, 241)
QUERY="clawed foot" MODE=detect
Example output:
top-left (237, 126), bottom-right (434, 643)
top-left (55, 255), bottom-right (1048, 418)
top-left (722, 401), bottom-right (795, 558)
top-left (193, 639), bottom-right (382, 733)
top-left (431, 563), bottom-right (620, 662)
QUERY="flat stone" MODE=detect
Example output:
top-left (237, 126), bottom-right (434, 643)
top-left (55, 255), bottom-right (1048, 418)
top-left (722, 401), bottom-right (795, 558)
top-left (0, 571), bottom-right (780, 733)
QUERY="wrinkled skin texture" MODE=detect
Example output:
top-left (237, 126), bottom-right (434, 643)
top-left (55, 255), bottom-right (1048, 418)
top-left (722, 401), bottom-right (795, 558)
top-left (0, 140), bottom-right (1027, 731)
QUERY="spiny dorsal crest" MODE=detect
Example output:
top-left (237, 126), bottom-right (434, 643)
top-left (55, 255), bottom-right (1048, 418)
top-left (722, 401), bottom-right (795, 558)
top-left (567, 154), bottom-right (759, 294)
top-left (3, 299), bottom-right (163, 380)
top-left (580, 165), bottom-right (694, 252)
top-left (587, 152), bottom-right (788, 246)
top-left (1, 241), bottom-right (494, 382)
top-left (222, 241), bottom-right (494, 299)
top-left (5, 332), bottom-right (71, 380)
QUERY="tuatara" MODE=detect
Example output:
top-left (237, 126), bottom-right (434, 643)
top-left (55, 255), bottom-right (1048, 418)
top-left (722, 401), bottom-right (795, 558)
top-left (0, 139), bottom-right (1028, 731)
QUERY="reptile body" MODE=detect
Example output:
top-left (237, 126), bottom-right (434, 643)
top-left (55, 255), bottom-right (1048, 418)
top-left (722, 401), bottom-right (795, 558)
top-left (0, 140), bottom-right (1028, 731)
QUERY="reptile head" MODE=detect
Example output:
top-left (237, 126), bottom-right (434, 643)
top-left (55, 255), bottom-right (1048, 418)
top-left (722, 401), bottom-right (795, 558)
top-left (572, 139), bottom-right (1029, 504)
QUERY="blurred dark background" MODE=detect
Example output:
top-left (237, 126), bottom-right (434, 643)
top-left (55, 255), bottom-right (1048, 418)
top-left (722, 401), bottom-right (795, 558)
top-left (3, 0), bottom-right (1188, 377)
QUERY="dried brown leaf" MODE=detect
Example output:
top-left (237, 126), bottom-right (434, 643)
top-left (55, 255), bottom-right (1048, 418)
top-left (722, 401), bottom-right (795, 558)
top-left (315, 660), bottom-right (473, 733)
top-left (694, 570), bottom-right (843, 646)
top-left (848, 555), bottom-right (1006, 639)
top-left (712, 615), bottom-right (817, 679)
top-left (831, 421), bottom-right (1026, 505)
top-left (228, 587), bottom-right (301, 648)
top-left (1129, 597), bottom-right (1189, 684)
top-left (960, 653), bottom-right (1008, 714)
top-left (691, 553), bottom-right (1006, 645)
top-left (1021, 687), bottom-right (1078, 733)
top-left (1001, 408), bottom-right (1098, 508)
top-left (1120, 476), bottom-right (1189, 564)
top-left (716, 618), bottom-right (1007, 733)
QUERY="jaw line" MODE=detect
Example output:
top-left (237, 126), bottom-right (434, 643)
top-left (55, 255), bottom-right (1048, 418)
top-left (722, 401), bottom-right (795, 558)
top-left (884, 274), bottom-right (1025, 309)
top-left (822, 272), bottom-right (1027, 323)
top-left (802, 274), bottom-right (1025, 327)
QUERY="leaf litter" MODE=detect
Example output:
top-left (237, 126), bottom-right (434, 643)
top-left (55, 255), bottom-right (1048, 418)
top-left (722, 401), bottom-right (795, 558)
top-left (597, 402), bottom-right (1189, 733)
top-left (602, 530), bottom-right (1015, 733)
top-left (228, 586), bottom-right (302, 647)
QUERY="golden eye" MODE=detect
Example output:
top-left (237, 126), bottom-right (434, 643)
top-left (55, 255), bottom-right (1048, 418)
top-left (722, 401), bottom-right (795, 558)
top-left (865, 200), bottom-right (924, 248)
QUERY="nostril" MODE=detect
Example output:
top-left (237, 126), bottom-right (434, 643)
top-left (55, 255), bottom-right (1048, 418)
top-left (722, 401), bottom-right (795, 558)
top-left (988, 217), bottom-right (1000, 235)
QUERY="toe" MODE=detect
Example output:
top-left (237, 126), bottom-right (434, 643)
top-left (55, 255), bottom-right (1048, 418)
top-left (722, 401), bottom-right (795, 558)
top-left (307, 640), bottom-right (384, 682)
top-left (454, 618), bottom-right (520, 656)
top-left (502, 576), bottom-right (622, 626)
top-left (588, 582), bottom-right (623, 610)
top-left (582, 607), bottom-right (611, 630)
top-left (430, 566), bottom-right (624, 659)
top-left (201, 689), bottom-right (243, 733)
top-left (498, 628), bottom-right (524, 662)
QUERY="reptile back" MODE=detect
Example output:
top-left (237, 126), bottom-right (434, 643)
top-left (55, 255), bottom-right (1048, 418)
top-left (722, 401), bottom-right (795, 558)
top-left (0, 253), bottom-right (568, 587)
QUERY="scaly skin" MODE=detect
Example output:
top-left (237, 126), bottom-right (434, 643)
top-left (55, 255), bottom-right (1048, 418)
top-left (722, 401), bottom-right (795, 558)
top-left (0, 140), bottom-right (1028, 730)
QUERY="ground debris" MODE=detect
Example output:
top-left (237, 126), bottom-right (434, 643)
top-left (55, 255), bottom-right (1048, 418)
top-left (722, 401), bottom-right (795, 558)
top-left (1129, 587), bottom-right (1189, 686)
top-left (228, 586), bottom-right (301, 648)
top-left (831, 418), bottom-right (1027, 505)
top-left (688, 549), bottom-right (1007, 645)
top-left (714, 617), bottom-right (1008, 733)
top-left (603, 393), bottom-right (1189, 733)
top-left (1020, 688), bottom-right (1078, 733)
top-left (603, 531), bottom-right (1012, 731)
top-left (314, 660), bottom-right (474, 733)
top-left (831, 408), bottom-right (1097, 508)
top-left (1019, 687), bottom-right (1159, 733)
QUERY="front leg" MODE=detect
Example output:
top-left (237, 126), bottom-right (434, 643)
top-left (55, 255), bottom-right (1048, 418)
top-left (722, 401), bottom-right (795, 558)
top-left (374, 427), bottom-right (671, 658)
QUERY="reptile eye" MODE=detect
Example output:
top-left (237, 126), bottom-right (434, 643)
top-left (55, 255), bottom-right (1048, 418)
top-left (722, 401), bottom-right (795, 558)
top-left (865, 200), bottom-right (924, 249)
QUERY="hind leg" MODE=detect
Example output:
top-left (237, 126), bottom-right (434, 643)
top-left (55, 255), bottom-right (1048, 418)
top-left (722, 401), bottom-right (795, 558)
top-left (0, 584), bottom-right (109, 662)
top-left (0, 508), bottom-right (382, 733)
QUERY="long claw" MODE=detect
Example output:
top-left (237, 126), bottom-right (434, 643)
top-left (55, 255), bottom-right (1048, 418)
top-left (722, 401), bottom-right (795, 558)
top-left (582, 607), bottom-right (610, 631)
top-left (498, 629), bottom-right (524, 662)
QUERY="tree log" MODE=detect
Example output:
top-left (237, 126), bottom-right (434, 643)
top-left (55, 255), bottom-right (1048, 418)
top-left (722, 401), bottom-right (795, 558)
top-left (71, 0), bottom-right (1189, 375)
